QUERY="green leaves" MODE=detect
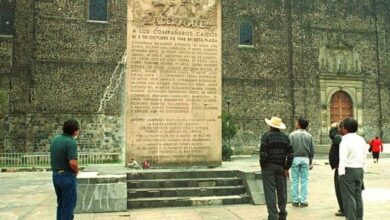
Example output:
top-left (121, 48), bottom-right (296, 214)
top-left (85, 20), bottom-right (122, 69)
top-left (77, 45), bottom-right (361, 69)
top-left (221, 110), bottom-right (237, 161)
top-left (222, 110), bottom-right (237, 141)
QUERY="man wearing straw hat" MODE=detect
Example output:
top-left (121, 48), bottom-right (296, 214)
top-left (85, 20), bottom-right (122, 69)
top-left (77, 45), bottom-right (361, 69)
top-left (259, 116), bottom-right (294, 220)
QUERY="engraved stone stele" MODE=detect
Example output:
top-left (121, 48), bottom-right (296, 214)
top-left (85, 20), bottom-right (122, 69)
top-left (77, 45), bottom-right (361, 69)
top-left (126, 0), bottom-right (222, 166)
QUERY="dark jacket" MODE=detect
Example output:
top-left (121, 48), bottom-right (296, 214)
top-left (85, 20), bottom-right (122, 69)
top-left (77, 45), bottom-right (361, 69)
top-left (328, 127), bottom-right (342, 169)
top-left (259, 131), bottom-right (294, 169)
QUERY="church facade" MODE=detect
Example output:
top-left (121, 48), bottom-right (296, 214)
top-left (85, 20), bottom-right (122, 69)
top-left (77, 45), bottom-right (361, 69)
top-left (0, 0), bottom-right (389, 155)
top-left (222, 0), bottom-right (390, 153)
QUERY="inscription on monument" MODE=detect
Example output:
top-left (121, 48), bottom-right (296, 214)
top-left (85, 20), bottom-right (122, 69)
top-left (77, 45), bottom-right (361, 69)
top-left (126, 0), bottom-right (221, 166)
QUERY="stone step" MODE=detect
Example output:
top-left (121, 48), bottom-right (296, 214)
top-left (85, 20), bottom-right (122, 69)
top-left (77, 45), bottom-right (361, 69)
top-left (127, 177), bottom-right (242, 188)
top-left (126, 170), bottom-right (251, 209)
top-left (127, 194), bottom-right (251, 209)
top-left (127, 170), bottom-right (240, 180)
top-left (127, 185), bottom-right (247, 198)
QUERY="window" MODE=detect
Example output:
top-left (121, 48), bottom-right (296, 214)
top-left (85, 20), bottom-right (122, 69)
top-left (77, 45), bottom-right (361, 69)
top-left (88, 0), bottom-right (108, 22)
top-left (239, 21), bottom-right (253, 46)
top-left (0, 1), bottom-right (14, 35)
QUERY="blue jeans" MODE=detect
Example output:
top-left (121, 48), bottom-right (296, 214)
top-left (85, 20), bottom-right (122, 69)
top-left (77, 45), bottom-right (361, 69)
top-left (53, 171), bottom-right (77, 220)
top-left (291, 157), bottom-right (309, 203)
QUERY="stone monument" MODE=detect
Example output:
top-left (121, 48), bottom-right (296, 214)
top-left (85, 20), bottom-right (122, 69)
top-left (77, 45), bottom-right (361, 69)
top-left (126, 0), bottom-right (222, 166)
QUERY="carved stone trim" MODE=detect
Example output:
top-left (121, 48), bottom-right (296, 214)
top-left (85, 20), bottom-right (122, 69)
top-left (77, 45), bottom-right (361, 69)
top-left (318, 42), bottom-right (361, 75)
top-left (319, 79), bottom-right (364, 144)
top-left (133, 0), bottom-right (217, 29)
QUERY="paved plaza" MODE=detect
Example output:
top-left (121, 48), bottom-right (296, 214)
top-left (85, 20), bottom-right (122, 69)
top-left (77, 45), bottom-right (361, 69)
top-left (1, 150), bottom-right (390, 220)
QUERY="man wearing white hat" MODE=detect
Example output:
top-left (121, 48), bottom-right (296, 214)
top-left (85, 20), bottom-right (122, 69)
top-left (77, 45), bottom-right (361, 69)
top-left (260, 117), bottom-right (294, 220)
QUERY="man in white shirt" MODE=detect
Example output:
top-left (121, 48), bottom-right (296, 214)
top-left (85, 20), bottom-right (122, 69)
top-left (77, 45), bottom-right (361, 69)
top-left (338, 118), bottom-right (366, 220)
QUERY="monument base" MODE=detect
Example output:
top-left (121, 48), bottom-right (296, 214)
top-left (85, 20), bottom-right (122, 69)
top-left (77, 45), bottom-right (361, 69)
top-left (75, 173), bottom-right (127, 213)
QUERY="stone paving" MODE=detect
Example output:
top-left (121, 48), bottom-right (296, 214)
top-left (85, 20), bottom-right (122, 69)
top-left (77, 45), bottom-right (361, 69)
top-left (1, 151), bottom-right (390, 220)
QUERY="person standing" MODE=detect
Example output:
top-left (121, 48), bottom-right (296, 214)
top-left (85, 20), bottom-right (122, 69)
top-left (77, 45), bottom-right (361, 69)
top-left (369, 136), bottom-right (383, 163)
top-left (338, 117), bottom-right (366, 220)
top-left (50, 119), bottom-right (80, 220)
top-left (328, 121), bottom-right (345, 217)
top-left (289, 117), bottom-right (315, 207)
top-left (259, 116), bottom-right (294, 220)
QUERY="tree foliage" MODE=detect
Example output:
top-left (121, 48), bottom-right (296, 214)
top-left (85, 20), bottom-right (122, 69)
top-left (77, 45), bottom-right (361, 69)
top-left (222, 110), bottom-right (238, 161)
top-left (222, 110), bottom-right (237, 141)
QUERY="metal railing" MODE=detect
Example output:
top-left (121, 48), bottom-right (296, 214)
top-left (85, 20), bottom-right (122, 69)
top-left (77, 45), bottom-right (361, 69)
top-left (0, 152), bottom-right (121, 167)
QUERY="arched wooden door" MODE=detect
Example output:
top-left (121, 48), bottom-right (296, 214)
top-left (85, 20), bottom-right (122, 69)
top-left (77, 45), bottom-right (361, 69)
top-left (330, 91), bottom-right (353, 123)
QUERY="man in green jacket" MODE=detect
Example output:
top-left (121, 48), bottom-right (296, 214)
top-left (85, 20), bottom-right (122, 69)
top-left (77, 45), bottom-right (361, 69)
top-left (50, 119), bottom-right (80, 220)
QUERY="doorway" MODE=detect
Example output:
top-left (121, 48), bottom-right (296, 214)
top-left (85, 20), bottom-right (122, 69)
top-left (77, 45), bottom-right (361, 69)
top-left (330, 91), bottom-right (353, 123)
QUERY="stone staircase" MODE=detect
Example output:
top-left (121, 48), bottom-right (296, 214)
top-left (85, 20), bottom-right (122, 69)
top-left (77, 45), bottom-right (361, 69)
top-left (127, 170), bottom-right (251, 209)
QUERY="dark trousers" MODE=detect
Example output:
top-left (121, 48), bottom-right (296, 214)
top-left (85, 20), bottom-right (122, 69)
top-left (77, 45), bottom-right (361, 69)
top-left (53, 171), bottom-right (77, 220)
top-left (334, 169), bottom-right (343, 212)
top-left (339, 168), bottom-right (363, 220)
top-left (372, 152), bottom-right (380, 160)
top-left (262, 163), bottom-right (287, 220)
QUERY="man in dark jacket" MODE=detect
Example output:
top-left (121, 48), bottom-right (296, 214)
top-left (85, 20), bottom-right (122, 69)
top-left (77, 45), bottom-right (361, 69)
top-left (50, 119), bottom-right (80, 220)
top-left (328, 121), bottom-right (344, 217)
top-left (260, 117), bottom-right (294, 220)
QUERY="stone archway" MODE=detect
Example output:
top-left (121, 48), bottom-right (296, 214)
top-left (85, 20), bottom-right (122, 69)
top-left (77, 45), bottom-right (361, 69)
top-left (330, 91), bottom-right (353, 123)
top-left (318, 79), bottom-right (363, 144)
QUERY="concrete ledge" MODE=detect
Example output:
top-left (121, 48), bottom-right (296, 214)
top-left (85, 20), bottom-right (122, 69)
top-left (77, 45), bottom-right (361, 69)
top-left (241, 170), bottom-right (292, 205)
top-left (128, 195), bottom-right (251, 209)
top-left (75, 168), bottom-right (292, 212)
top-left (75, 172), bottom-right (127, 213)
top-left (241, 171), bottom-right (264, 205)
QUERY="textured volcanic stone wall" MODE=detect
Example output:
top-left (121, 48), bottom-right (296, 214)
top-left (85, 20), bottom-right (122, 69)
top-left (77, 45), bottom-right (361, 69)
top-left (0, 0), bottom-right (389, 155)
top-left (0, 0), bottom-right (127, 154)
top-left (222, 0), bottom-right (390, 154)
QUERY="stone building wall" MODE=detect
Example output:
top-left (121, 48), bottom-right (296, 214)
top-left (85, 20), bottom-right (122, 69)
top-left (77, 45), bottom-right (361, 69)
top-left (376, 0), bottom-right (390, 142)
top-left (0, 37), bottom-right (12, 74)
top-left (222, 0), bottom-right (293, 153)
top-left (222, 0), bottom-right (390, 154)
top-left (3, 113), bottom-right (124, 153)
top-left (0, 36), bottom-right (11, 119)
top-left (0, 0), bottom-right (389, 156)
top-left (31, 0), bottom-right (127, 114)
top-left (0, 0), bottom-right (127, 154)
